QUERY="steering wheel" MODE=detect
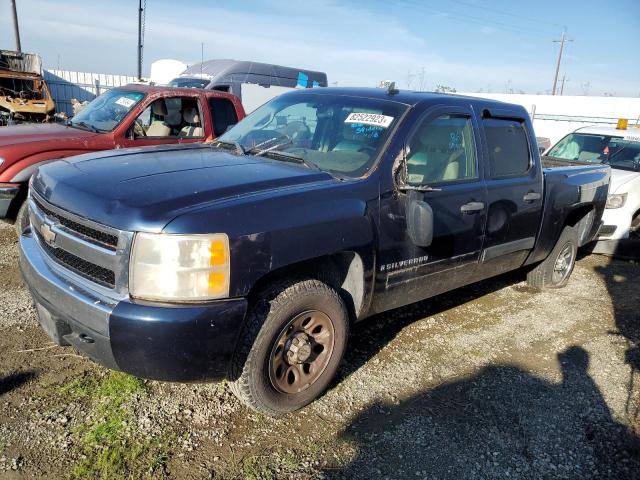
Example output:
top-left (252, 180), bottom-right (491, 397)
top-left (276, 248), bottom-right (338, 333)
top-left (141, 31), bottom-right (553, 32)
top-left (133, 119), bottom-right (147, 137)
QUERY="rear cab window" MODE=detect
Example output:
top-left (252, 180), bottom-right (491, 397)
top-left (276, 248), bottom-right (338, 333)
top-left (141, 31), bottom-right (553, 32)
top-left (208, 97), bottom-right (239, 137)
top-left (483, 118), bottom-right (531, 177)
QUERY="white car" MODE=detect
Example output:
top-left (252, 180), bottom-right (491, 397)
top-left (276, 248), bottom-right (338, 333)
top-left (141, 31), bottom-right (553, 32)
top-left (545, 125), bottom-right (640, 255)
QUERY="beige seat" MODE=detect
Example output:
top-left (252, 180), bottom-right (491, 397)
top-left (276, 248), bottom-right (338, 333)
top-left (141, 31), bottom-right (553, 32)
top-left (407, 127), bottom-right (464, 184)
top-left (146, 100), bottom-right (171, 137)
top-left (179, 108), bottom-right (203, 137)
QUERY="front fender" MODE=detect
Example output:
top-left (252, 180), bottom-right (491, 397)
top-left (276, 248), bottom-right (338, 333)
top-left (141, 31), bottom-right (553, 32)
top-left (163, 186), bottom-right (378, 298)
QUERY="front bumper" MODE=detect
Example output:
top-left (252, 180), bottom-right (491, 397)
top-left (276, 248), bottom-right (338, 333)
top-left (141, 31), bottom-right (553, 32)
top-left (20, 229), bottom-right (248, 382)
top-left (0, 184), bottom-right (20, 218)
top-left (597, 207), bottom-right (633, 241)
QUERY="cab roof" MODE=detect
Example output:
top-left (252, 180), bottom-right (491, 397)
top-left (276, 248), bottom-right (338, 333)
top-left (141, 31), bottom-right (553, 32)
top-left (116, 83), bottom-right (237, 99)
top-left (282, 87), bottom-right (529, 116)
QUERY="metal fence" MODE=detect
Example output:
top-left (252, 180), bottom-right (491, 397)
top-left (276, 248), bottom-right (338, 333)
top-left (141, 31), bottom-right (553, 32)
top-left (43, 69), bottom-right (138, 116)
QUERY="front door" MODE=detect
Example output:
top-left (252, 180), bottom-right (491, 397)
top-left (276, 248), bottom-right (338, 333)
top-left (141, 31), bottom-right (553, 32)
top-left (373, 106), bottom-right (487, 313)
top-left (118, 96), bottom-right (205, 148)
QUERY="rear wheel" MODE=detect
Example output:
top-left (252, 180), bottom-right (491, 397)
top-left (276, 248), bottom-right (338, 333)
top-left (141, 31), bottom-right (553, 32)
top-left (229, 279), bottom-right (348, 416)
top-left (527, 225), bottom-right (578, 289)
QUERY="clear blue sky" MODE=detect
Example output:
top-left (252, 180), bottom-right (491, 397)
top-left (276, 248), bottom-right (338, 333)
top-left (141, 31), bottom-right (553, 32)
top-left (1, 0), bottom-right (639, 96)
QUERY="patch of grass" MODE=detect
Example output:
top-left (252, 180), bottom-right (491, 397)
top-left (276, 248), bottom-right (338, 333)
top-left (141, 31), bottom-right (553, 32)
top-left (240, 450), bottom-right (306, 480)
top-left (66, 371), bottom-right (172, 480)
top-left (58, 376), bottom-right (97, 400)
top-left (242, 455), bottom-right (275, 480)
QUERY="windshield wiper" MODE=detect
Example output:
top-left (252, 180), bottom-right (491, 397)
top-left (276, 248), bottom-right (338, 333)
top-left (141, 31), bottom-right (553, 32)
top-left (71, 121), bottom-right (100, 133)
top-left (258, 148), bottom-right (323, 172)
top-left (213, 140), bottom-right (245, 155)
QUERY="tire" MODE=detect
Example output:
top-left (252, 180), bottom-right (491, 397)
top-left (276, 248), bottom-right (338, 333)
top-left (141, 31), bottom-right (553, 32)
top-left (14, 200), bottom-right (29, 237)
top-left (630, 212), bottom-right (640, 240)
top-left (527, 225), bottom-right (578, 289)
top-left (229, 279), bottom-right (349, 416)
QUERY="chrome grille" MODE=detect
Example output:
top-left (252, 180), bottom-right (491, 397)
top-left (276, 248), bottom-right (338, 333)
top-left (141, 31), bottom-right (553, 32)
top-left (36, 231), bottom-right (116, 288)
top-left (28, 192), bottom-right (133, 294)
top-left (32, 195), bottom-right (119, 250)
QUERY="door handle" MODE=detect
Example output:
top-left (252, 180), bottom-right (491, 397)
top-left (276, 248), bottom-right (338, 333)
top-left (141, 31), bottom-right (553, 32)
top-left (460, 201), bottom-right (485, 214)
top-left (523, 192), bottom-right (542, 202)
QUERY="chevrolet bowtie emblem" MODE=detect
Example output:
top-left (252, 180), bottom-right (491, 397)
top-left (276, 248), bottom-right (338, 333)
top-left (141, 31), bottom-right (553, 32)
top-left (40, 223), bottom-right (56, 246)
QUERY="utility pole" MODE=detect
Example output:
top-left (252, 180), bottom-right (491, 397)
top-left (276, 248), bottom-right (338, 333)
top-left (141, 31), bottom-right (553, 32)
top-left (560, 75), bottom-right (569, 95)
top-left (552, 31), bottom-right (572, 95)
top-left (137, 0), bottom-right (144, 80)
top-left (11, 0), bottom-right (22, 52)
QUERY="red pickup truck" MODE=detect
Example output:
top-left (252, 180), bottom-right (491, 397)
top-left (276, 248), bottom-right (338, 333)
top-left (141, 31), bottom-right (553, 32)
top-left (0, 84), bottom-right (245, 232)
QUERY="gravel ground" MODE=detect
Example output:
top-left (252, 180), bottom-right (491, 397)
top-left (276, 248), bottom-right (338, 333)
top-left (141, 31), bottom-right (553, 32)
top-left (0, 219), bottom-right (639, 479)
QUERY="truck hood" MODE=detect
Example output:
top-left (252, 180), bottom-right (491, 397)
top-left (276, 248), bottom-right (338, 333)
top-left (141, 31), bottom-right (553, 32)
top-left (32, 144), bottom-right (335, 231)
top-left (0, 123), bottom-right (97, 148)
top-left (609, 168), bottom-right (640, 194)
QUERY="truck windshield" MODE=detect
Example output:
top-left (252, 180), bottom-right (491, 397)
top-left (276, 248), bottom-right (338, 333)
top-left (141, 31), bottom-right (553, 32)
top-left (547, 132), bottom-right (640, 172)
top-left (218, 92), bottom-right (407, 178)
top-left (70, 89), bottom-right (145, 133)
top-left (168, 77), bottom-right (210, 89)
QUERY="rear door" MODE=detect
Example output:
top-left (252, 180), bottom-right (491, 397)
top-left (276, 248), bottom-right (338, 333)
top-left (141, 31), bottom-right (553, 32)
top-left (374, 105), bottom-right (488, 312)
top-left (479, 115), bottom-right (544, 271)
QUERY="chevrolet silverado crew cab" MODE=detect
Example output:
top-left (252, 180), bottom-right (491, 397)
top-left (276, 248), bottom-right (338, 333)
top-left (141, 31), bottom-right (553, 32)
top-left (20, 88), bottom-right (610, 415)
top-left (543, 124), bottom-right (640, 258)
top-left (0, 85), bottom-right (244, 234)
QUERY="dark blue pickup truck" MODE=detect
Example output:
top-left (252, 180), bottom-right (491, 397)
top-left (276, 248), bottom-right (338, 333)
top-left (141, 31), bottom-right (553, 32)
top-left (20, 88), bottom-right (610, 415)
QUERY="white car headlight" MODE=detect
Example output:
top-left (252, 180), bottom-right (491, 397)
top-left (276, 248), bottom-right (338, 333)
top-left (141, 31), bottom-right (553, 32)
top-left (605, 193), bottom-right (627, 209)
top-left (129, 232), bottom-right (230, 302)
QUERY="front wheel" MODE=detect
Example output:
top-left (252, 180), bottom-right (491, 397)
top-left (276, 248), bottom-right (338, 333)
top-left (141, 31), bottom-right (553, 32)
top-left (14, 200), bottom-right (29, 237)
top-left (229, 279), bottom-right (348, 416)
top-left (527, 225), bottom-right (578, 289)
top-left (630, 212), bottom-right (640, 240)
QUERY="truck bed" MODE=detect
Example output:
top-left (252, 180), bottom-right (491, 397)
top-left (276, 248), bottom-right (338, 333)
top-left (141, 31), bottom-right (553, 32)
top-left (541, 156), bottom-right (594, 168)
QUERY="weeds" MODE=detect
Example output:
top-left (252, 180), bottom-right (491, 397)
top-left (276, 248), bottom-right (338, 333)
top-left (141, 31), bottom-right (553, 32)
top-left (60, 371), bottom-right (172, 479)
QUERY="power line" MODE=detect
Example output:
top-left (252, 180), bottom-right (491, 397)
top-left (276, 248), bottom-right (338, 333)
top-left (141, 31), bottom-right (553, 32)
top-left (445, 0), bottom-right (563, 29)
top-left (366, 0), bottom-right (557, 38)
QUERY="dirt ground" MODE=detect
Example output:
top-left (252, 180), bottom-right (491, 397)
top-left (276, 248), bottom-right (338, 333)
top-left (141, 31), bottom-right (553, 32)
top-left (0, 220), bottom-right (639, 479)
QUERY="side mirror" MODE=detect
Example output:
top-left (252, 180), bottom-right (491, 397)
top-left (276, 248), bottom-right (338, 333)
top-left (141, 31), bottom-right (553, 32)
top-left (406, 191), bottom-right (434, 248)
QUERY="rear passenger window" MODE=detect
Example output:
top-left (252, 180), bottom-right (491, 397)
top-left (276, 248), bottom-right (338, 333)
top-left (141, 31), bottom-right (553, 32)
top-left (209, 98), bottom-right (239, 137)
top-left (483, 119), bottom-right (530, 177)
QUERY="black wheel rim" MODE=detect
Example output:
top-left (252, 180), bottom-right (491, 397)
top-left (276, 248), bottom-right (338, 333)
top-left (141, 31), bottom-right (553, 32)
top-left (268, 310), bottom-right (335, 394)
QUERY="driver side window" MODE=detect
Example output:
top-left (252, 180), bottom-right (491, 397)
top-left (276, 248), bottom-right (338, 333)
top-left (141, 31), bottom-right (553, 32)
top-left (407, 114), bottom-right (478, 185)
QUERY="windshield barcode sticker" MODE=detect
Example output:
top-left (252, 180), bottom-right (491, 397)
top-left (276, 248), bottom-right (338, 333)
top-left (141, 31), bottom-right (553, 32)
top-left (623, 133), bottom-right (640, 142)
top-left (345, 112), bottom-right (394, 128)
top-left (115, 97), bottom-right (136, 108)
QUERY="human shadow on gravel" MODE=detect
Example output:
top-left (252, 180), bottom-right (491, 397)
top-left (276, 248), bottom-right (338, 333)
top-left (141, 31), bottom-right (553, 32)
top-left (327, 347), bottom-right (640, 480)
top-left (595, 258), bottom-right (640, 430)
top-left (0, 370), bottom-right (36, 396)
top-left (335, 269), bottom-right (524, 383)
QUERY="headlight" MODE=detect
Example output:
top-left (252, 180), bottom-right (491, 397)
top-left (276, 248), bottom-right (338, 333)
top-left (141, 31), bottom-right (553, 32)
top-left (605, 193), bottom-right (627, 209)
top-left (130, 233), bottom-right (230, 302)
